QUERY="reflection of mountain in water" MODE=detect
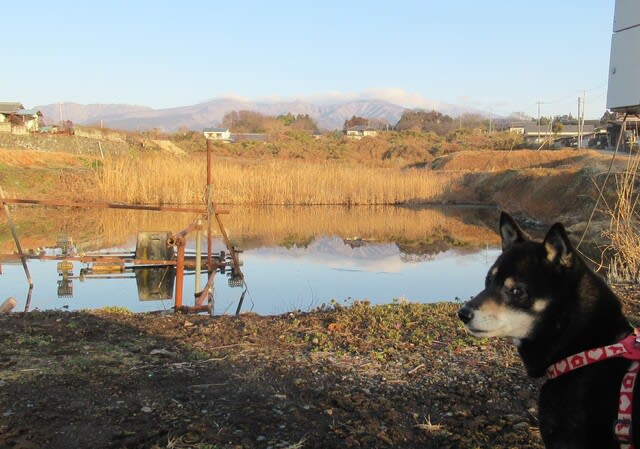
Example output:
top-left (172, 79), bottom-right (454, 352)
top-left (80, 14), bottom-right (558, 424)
top-left (253, 236), bottom-right (399, 259)
top-left (249, 236), bottom-right (472, 272)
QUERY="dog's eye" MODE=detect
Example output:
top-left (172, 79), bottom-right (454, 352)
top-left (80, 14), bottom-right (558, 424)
top-left (510, 287), bottom-right (524, 297)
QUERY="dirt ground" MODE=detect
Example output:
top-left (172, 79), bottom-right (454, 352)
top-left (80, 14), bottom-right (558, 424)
top-left (2, 290), bottom-right (640, 449)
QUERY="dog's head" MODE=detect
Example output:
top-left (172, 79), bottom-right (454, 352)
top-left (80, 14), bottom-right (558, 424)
top-left (458, 212), bottom-right (575, 340)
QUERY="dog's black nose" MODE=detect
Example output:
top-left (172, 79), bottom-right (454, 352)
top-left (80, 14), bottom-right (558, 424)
top-left (458, 306), bottom-right (474, 324)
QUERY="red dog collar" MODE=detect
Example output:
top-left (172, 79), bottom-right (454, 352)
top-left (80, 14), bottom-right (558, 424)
top-left (546, 331), bottom-right (640, 449)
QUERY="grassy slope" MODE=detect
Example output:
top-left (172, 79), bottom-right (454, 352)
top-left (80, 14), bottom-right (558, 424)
top-left (433, 149), bottom-right (620, 222)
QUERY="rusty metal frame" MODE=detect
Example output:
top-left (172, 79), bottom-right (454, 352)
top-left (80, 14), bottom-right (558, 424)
top-left (0, 137), bottom-right (245, 315)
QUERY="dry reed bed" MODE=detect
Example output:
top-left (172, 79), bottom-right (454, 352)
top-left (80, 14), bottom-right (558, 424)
top-left (95, 154), bottom-right (463, 205)
top-left (604, 149), bottom-right (640, 282)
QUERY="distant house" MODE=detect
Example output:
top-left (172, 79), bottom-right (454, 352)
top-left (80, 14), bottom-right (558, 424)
top-left (345, 125), bottom-right (378, 139)
top-left (203, 127), bottom-right (232, 142)
top-left (0, 102), bottom-right (42, 133)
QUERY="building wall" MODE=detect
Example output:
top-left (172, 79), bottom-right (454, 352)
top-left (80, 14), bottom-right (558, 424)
top-left (25, 118), bottom-right (39, 132)
top-left (11, 125), bottom-right (28, 135)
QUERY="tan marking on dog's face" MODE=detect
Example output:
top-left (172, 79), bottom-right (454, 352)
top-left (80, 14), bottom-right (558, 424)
top-left (532, 298), bottom-right (550, 312)
top-left (463, 299), bottom-right (537, 339)
top-left (491, 266), bottom-right (498, 276)
top-left (504, 277), bottom-right (516, 289)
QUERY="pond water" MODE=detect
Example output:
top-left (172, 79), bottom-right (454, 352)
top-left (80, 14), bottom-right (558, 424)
top-left (0, 205), bottom-right (502, 315)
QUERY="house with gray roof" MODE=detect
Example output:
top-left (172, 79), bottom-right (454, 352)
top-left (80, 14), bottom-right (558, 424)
top-left (509, 121), bottom-right (600, 148)
top-left (0, 102), bottom-right (42, 133)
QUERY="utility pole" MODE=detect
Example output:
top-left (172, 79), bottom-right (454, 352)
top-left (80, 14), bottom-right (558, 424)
top-left (577, 96), bottom-right (582, 149)
top-left (580, 90), bottom-right (586, 148)
top-left (537, 101), bottom-right (543, 144)
top-left (488, 109), bottom-right (493, 133)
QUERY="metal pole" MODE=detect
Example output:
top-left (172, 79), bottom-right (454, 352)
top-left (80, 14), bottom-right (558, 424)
top-left (206, 138), bottom-right (213, 272)
top-left (0, 186), bottom-right (33, 288)
top-left (537, 101), bottom-right (542, 144)
top-left (195, 219), bottom-right (202, 294)
top-left (174, 238), bottom-right (185, 310)
top-left (577, 97), bottom-right (582, 149)
top-left (24, 287), bottom-right (33, 313)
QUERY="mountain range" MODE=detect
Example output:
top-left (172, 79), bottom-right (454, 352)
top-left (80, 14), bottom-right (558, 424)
top-left (35, 97), bottom-right (492, 132)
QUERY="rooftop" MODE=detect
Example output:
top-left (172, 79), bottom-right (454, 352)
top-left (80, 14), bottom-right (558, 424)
top-left (0, 102), bottom-right (24, 114)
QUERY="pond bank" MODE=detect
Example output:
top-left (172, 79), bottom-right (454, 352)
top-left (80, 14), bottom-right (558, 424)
top-left (4, 284), bottom-right (639, 449)
top-left (1, 301), bottom-right (542, 449)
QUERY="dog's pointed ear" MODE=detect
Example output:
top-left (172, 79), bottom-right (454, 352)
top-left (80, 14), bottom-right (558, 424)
top-left (543, 223), bottom-right (574, 267)
top-left (500, 212), bottom-right (527, 251)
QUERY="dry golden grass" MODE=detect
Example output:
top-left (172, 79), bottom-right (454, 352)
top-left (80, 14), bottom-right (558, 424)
top-left (0, 149), bottom-right (94, 169)
top-left (603, 151), bottom-right (640, 282)
top-left (93, 153), bottom-right (463, 205)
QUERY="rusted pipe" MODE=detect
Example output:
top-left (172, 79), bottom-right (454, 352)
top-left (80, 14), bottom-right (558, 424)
top-left (175, 304), bottom-right (210, 314)
top-left (0, 197), bottom-right (228, 214)
top-left (195, 219), bottom-right (202, 294)
top-left (23, 286), bottom-right (33, 313)
top-left (212, 211), bottom-right (243, 282)
top-left (0, 254), bottom-right (176, 265)
top-left (170, 219), bottom-right (202, 241)
top-left (174, 237), bottom-right (186, 310)
top-left (0, 253), bottom-right (229, 272)
top-left (0, 186), bottom-right (33, 288)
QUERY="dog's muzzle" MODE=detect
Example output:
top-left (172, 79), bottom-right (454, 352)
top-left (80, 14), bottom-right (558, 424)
top-left (458, 305), bottom-right (474, 324)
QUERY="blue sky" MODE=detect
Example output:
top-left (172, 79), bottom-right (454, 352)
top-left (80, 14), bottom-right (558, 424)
top-left (1, 1), bottom-right (614, 119)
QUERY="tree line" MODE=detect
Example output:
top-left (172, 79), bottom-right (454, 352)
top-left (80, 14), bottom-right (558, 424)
top-left (219, 109), bottom-right (568, 136)
top-left (221, 111), bottom-right (319, 134)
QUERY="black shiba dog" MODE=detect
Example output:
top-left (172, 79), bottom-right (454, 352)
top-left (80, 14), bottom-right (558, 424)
top-left (458, 212), bottom-right (639, 449)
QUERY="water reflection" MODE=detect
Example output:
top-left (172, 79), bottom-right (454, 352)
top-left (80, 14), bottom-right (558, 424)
top-left (0, 205), bottom-right (501, 314)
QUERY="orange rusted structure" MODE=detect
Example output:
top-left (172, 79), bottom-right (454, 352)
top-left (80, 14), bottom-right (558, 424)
top-left (0, 136), bottom-right (245, 315)
top-left (174, 237), bottom-right (186, 309)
